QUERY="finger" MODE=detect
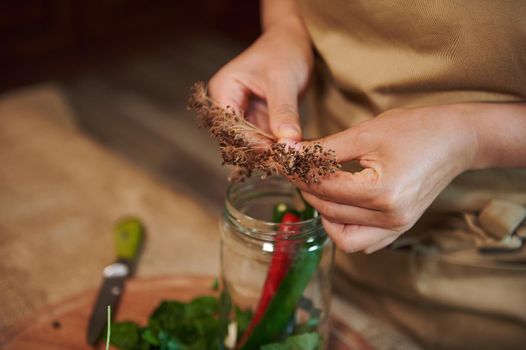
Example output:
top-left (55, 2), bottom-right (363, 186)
top-left (321, 217), bottom-right (396, 253)
top-left (300, 125), bottom-right (373, 163)
top-left (208, 75), bottom-right (250, 111)
top-left (246, 98), bottom-right (271, 133)
top-left (266, 78), bottom-right (302, 141)
top-left (301, 191), bottom-right (390, 228)
top-left (364, 235), bottom-right (398, 254)
top-left (296, 170), bottom-right (380, 206)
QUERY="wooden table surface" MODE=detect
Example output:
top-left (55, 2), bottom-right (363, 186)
top-left (0, 275), bottom-right (376, 350)
top-left (0, 85), bottom-right (220, 331)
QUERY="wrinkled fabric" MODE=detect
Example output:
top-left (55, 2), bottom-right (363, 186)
top-left (298, 0), bottom-right (526, 348)
top-left (300, 0), bottom-right (526, 211)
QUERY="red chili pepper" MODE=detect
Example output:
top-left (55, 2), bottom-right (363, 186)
top-left (237, 212), bottom-right (301, 347)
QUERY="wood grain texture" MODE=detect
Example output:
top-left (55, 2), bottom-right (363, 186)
top-left (0, 275), bottom-right (369, 350)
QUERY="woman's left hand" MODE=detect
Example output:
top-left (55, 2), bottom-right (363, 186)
top-left (295, 104), bottom-right (482, 253)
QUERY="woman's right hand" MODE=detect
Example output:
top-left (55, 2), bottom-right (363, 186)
top-left (208, 17), bottom-right (313, 141)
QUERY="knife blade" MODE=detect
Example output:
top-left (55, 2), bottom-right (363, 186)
top-left (86, 218), bottom-right (145, 346)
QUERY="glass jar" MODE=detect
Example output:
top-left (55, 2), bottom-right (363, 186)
top-left (220, 176), bottom-right (334, 350)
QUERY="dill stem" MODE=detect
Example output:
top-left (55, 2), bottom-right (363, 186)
top-left (106, 305), bottom-right (111, 350)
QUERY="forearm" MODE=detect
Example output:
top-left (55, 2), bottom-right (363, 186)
top-left (455, 102), bottom-right (526, 169)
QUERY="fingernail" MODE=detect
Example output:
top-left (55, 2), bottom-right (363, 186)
top-left (278, 124), bottom-right (301, 139)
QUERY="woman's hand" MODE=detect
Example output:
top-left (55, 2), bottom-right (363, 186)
top-left (296, 104), bottom-right (484, 253)
top-left (208, 17), bottom-right (312, 141)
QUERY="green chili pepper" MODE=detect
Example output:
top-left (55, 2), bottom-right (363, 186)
top-left (238, 205), bottom-right (301, 347)
top-left (239, 242), bottom-right (322, 349)
top-left (239, 198), bottom-right (321, 349)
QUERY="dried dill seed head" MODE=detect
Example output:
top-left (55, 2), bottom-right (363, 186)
top-left (188, 81), bottom-right (340, 183)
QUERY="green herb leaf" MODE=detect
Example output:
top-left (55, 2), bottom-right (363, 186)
top-left (260, 332), bottom-right (321, 350)
top-left (158, 330), bottom-right (187, 350)
top-left (293, 317), bottom-right (319, 335)
top-left (149, 301), bottom-right (185, 335)
top-left (109, 321), bottom-right (142, 350)
top-left (141, 328), bottom-right (160, 346)
top-left (143, 296), bottom-right (224, 349)
top-left (235, 306), bottom-right (253, 339)
top-left (211, 278), bottom-right (220, 291)
top-left (186, 296), bottom-right (219, 318)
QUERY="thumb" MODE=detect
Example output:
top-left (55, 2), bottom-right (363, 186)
top-left (300, 127), bottom-right (367, 163)
top-left (266, 80), bottom-right (302, 141)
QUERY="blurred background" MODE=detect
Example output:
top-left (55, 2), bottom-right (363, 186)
top-left (0, 0), bottom-right (261, 340)
top-left (1, 0), bottom-right (260, 212)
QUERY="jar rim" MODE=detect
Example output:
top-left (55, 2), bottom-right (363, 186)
top-left (224, 176), bottom-right (324, 242)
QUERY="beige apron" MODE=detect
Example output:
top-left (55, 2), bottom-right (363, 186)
top-left (298, 1), bottom-right (526, 348)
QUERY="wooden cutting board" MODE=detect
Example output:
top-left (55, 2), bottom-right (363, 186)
top-left (0, 275), bottom-right (372, 350)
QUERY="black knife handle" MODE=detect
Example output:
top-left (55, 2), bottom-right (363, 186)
top-left (86, 263), bottom-right (128, 346)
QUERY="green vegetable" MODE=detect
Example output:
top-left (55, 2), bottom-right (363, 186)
top-left (158, 331), bottom-right (187, 350)
top-left (109, 321), bottom-right (142, 350)
top-left (110, 295), bottom-right (226, 350)
top-left (110, 197), bottom-right (324, 350)
top-left (150, 297), bottom-right (221, 347)
top-left (300, 205), bottom-right (315, 221)
top-left (261, 332), bottom-right (321, 350)
top-left (293, 318), bottom-right (319, 335)
top-left (235, 306), bottom-right (253, 339)
top-left (239, 241), bottom-right (323, 349)
top-left (272, 203), bottom-right (288, 222)
top-left (211, 278), bottom-right (219, 291)
top-left (141, 329), bottom-right (160, 346)
top-left (239, 197), bottom-right (322, 349)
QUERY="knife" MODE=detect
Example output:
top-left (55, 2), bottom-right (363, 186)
top-left (87, 217), bottom-right (145, 346)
